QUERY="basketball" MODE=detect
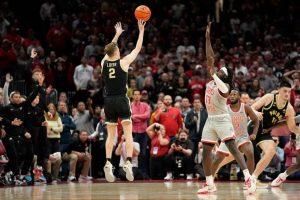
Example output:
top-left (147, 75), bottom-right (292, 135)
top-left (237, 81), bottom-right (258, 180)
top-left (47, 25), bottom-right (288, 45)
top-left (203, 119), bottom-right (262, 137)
top-left (134, 5), bottom-right (151, 21)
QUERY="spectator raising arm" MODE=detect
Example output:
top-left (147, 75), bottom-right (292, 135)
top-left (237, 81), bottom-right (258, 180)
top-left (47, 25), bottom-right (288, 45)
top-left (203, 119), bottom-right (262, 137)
top-left (3, 73), bottom-right (13, 106)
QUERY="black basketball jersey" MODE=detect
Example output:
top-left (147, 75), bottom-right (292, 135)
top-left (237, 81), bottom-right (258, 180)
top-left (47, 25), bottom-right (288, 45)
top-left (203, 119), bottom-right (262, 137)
top-left (102, 59), bottom-right (128, 96)
top-left (261, 94), bottom-right (288, 129)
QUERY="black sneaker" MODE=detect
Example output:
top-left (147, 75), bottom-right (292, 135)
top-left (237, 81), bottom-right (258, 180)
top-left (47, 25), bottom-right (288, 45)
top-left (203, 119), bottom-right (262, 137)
top-left (43, 171), bottom-right (52, 183)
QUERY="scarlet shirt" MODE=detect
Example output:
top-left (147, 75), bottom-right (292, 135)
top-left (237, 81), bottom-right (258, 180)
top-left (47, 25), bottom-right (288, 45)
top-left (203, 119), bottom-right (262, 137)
top-left (131, 101), bottom-right (151, 133)
top-left (154, 107), bottom-right (183, 137)
top-left (150, 134), bottom-right (170, 157)
top-left (189, 80), bottom-right (206, 102)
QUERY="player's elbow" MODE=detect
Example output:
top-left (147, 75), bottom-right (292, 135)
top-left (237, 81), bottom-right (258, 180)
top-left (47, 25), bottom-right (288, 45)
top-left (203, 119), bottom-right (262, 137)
top-left (219, 87), bottom-right (229, 94)
top-left (288, 126), bottom-right (299, 134)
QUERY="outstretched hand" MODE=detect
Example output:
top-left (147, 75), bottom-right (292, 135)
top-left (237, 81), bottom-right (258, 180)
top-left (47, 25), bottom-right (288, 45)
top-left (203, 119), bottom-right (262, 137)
top-left (138, 19), bottom-right (146, 32)
top-left (31, 48), bottom-right (38, 59)
top-left (114, 22), bottom-right (124, 36)
top-left (205, 22), bottom-right (212, 39)
top-left (5, 73), bottom-right (13, 83)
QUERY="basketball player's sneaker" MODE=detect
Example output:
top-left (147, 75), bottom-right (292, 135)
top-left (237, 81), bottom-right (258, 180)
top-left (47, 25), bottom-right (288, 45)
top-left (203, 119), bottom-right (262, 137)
top-left (197, 183), bottom-right (217, 194)
top-left (245, 176), bottom-right (256, 193)
top-left (104, 161), bottom-right (115, 182)
top-left (79, 175), bottom-right (93, 181)
top-left (123, 161), bottom-right (134, 181)
top-left (164, 172), bottom-right (173, 180)
top-left (271, 173), bottom-right (286, 187)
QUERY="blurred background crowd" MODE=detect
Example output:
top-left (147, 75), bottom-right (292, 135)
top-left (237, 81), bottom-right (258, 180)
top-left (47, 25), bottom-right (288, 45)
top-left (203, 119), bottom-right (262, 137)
top-left (0, 0), bottom-right (299, 183)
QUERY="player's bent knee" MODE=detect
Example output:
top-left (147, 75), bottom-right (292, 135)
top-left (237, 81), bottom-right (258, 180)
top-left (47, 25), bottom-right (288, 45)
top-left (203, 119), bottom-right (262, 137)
top-left (265, 147), bottom-right (276, 157)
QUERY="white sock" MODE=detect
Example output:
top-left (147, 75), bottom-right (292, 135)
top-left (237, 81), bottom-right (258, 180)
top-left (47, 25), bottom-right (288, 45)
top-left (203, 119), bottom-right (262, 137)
top-left (281, 171), bottom-right (288, 179)
top-left (252, 174), bottom-right (257, 180)
top-left (206, 175), bottom-right (214, 185)
top-left (243, 169), bottom-right (251, 180)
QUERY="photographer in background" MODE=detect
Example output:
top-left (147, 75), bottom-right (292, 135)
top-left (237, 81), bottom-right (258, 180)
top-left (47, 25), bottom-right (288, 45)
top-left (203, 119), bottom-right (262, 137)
top-left (146, 123), bottom-right (170, 180)
top-left (164, 130), bottom-right (194, 180)
top-left (283, 133), bottom-right (300, 179)
top-left (115, 134), bottom-right (140, 181)
top-left (185, 97), bottom-right (207, 159)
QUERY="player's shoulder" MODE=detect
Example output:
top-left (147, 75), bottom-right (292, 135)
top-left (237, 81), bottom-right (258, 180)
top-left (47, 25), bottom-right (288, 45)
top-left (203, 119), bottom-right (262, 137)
top-left (263, 93), bottom-right (274, 99)
top-left (286, 102), bottom-right (295, 113)
top-left (260, 93), bottom-right (274, 103)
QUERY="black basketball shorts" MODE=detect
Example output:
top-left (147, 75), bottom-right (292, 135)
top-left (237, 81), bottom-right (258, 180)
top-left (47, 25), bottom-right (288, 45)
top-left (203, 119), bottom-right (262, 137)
top-left (104, 95), bottom-right (131, 124)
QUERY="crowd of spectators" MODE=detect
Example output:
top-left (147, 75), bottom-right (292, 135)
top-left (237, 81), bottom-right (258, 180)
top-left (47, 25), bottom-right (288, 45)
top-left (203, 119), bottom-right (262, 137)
top-left (0, 0), bottom-right (300, 184)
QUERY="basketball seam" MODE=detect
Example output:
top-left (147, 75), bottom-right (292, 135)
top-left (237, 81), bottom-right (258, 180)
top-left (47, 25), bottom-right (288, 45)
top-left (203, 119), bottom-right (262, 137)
top-left (135, 10), bottom-right (151, 15)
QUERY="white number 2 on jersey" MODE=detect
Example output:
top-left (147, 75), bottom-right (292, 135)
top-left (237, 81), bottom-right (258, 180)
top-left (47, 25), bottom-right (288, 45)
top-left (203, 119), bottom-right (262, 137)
top-left (109, 68), bottom-right (116, 79)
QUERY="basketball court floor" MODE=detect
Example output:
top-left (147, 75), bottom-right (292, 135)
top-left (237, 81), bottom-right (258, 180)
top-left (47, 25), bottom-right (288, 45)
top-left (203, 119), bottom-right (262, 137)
top-left (1, 180), bottom-right (299, 200)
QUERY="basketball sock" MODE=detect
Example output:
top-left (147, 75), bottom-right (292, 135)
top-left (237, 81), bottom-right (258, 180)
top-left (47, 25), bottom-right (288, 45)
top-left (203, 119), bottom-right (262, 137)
top-left (242, 169), bottom-right (251, 180)
top-left (281, 171), bottom-right (288, 179)
top-left (252, 174), bottom-right (257, 180)
top-left (106, 158), bottom-right (111, 163)
top-left (206, 175), bottom-right (214, 186)
top-left (126, 157), bottom-right (132, 163)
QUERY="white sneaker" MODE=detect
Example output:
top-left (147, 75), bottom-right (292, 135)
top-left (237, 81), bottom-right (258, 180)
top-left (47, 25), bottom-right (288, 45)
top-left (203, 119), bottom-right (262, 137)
top-left (271, 173), bottom-right (286, 187)
top-left (164, 172), bottom-right (173, 181)
top-left (68, 176), bottom-right (76, 181)
top-left (104, 161), bottom-right (115, 182)
top-left (197, 183), bottom-right (217, 194)
top-left (245, 176), bottom-right (256, 194)
top-left (187, 174), bottom-right (193, 180)
top-left (79, 175), bottom-right (93, 181)
top-left (164, 172), bottom-right (173, 180)
top-left (123, 161), bottom-right (134, 181)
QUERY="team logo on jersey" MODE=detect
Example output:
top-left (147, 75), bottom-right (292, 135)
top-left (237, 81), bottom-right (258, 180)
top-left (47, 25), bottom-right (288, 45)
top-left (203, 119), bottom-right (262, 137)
top-left (269, 110), bottom-right (284, 124)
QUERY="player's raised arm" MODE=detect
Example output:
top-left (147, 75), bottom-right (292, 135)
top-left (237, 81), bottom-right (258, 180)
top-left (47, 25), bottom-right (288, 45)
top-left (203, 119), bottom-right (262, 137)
top-left (101, 22), bottom-right (124, 67)
top-left (205, 22), bottom-right (228, 94)
top-left (121, 20), bottom-right (146, 71)
top-left (205, 22), bottom-right (215, 76)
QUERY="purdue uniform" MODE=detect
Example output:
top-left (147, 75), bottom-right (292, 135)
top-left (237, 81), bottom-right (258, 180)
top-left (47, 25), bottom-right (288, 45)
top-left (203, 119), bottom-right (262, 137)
top-left (102, 59), bottom-right (131, 124)
top-left (256, 94), bottom-right (288, 146)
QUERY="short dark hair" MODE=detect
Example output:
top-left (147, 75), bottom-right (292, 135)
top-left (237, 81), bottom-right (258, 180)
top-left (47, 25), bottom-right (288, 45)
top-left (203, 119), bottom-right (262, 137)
top-left (193, 97), bottom-right (201, 102)
top-left (231, 88), bottom-right (240, 95)
top-left (178, 129), bottom-right (189, 135)
top-left (133, 89), bottom-right (141, 94)
top-left (279, 80), bottom-right (292, 88)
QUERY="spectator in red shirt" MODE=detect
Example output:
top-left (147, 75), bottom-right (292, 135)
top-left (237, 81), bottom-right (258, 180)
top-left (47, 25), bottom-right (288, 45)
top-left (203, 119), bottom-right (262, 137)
top-left (188, 71), bottom-right (206, 103)
top-left (146, 123), bottom-right (170, 180)
top-left (46, 21), bottom-right (70, 54)
top-left (154, 95), bottom-right (183, 140)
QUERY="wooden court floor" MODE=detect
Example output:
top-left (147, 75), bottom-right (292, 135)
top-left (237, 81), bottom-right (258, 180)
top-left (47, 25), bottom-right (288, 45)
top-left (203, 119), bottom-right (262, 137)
top-left (0, 180), bottom-right (300, 200)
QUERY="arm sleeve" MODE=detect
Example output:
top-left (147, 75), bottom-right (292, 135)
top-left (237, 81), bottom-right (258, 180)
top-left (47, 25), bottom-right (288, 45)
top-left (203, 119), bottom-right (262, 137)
top-left (212, 74), bottom-right (229, 94)
top-left (3, 82), bottom-right (10, 106)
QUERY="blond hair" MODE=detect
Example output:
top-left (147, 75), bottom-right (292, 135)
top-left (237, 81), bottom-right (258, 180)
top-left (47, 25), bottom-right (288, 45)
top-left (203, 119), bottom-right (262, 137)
top-left (104, 42), bottom-right (118, 57)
